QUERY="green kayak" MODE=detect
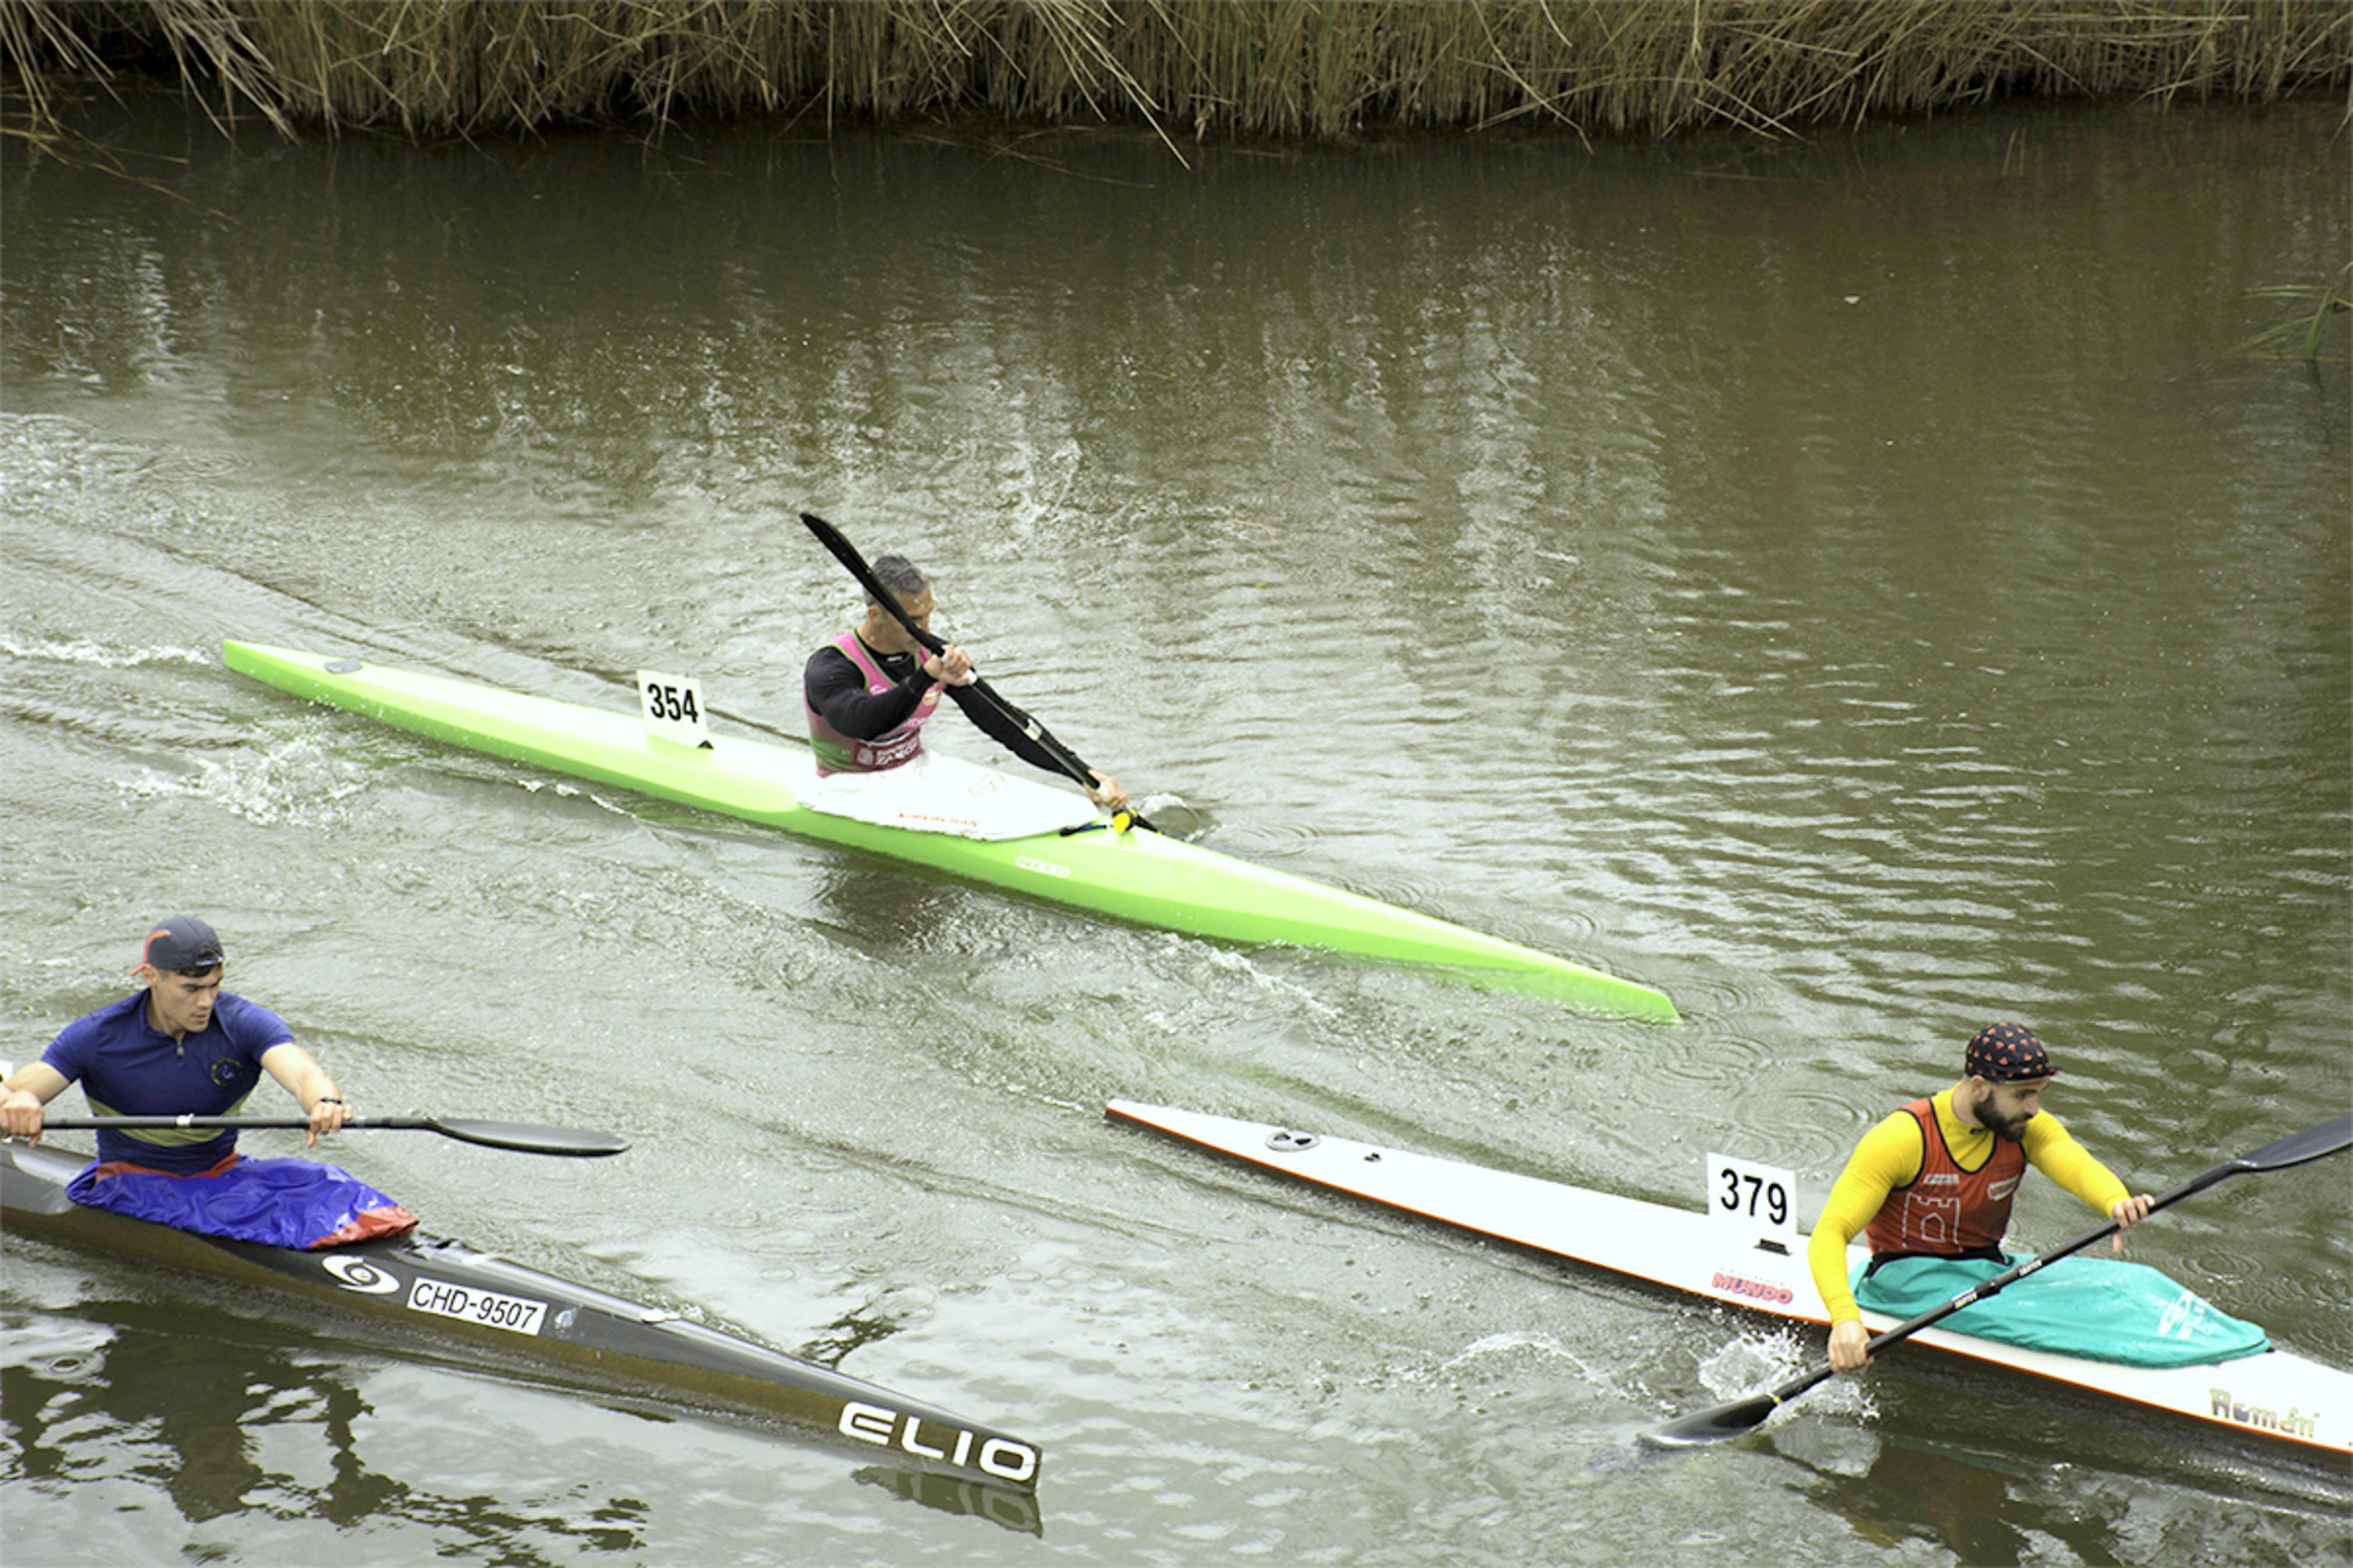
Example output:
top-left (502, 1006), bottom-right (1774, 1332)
top-left (223, 642), bottom-right (1677, 1021)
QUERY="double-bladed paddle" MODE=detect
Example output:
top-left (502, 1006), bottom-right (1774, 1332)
top-left (799, 509), bottom-right (1153, 833)
top-left (31, 1114), bottom-right (630, 1158)
top-left (1645, 1111), bottom-right (2353, 1448)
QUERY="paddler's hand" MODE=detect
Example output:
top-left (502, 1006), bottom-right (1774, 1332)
top-left (307, 1094), bottom-right (350, 1147)
top-left (1827, 1317), bottom-right (1872, 1374)
top-left (0, 1088), bottom-right (45, 1144)
top-left (2107, 1192), bottom-right (2153, 1253)
top-left (1087, 770), bottom-right (1129, 815)
top-left (922, 645), bottom-right (976, 687)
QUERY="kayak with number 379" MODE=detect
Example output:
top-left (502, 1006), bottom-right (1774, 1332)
top-left (1105, 1099), bottom-right (2350, 1457)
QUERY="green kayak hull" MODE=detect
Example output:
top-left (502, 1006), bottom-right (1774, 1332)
top-left (223, 642), bottom-right (1676, 1022)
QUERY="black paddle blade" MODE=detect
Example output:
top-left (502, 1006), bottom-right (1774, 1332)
top-left (798, 510), bottom-right (858, 570)
top-left (800, 511), bottom-right (945, 652)
top-left (409, 1118), bottom-right (630, 1157)
top-left (1644, 1390), bottom-right (1790, 1448)
top-left (2236, 1112), bottom-right (2351, 1173)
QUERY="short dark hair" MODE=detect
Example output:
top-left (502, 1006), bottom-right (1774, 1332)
top-left (869, 553), bottom-right (929, 602)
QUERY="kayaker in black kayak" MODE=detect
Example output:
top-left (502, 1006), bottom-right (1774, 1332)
top-left (803, 551), bottom-right (1129, 812)
top-left (0, 916), bottom-right (415, 1249)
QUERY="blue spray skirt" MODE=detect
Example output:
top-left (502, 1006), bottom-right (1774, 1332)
top-left (68, 1153), bottom-right (417, 1249)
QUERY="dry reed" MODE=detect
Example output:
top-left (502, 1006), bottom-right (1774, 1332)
top-left (2, 1), bottom-right (2346, 145)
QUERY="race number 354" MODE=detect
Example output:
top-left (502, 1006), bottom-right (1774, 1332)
top-left (637, 669), bottom-right (709, 746)
top-left (644, 680), bottom-right (698, 722)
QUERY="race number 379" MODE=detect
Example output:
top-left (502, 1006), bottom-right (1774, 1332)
top-left (1706, 1151), bottom-right (1798, 1253)
top-left (637, 670), bottom-right (709, 747)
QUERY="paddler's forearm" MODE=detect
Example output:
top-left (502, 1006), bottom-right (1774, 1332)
top-left (2022, 1114), bottom-right (2130, 1218)
top-left (1807, 1128), bottom-right (1920, 1373)
top-left (1809, 1215), bottom-right (1865, 1324)
top-left (260, 1042), bottom-right (350, 1144)
top-left (0, 1064), bottom-right (68, 1139)
top-left (806, 654), bottom-right (928, 740)
top-left (1812, 1152), bottom-right (1905, 1374)
top-left (944, 682), bottom-right (1066, 776)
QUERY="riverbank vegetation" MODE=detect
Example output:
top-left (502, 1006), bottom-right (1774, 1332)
top-left (3, 1), bottom-right (2347, 148)
top-left (2241, 264), bottom-right (2352, 360)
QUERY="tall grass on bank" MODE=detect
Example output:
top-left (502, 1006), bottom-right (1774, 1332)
top-left (2240, 264), bottom-right (2353, 361)
top-left (0, 0), bottom-right (116, 144)
top-left (3, 1), bottom-right (2348, 147)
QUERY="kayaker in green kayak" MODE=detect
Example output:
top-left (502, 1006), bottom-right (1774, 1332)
top-left (803, 552), bottom-right (1130, 813)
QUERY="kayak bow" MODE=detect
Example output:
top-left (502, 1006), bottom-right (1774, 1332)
top-left (222, 641), bottom-right (1676, 1021)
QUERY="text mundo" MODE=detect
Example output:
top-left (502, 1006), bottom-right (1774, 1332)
top-left (837, 1400), bottom-right (1039, 1484)
top-left (1710, 1271), bottom-right (1795, 1307)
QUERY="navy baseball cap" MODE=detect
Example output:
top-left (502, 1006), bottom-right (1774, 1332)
top-left (142, 916), bottom-right (225, 973)
top-left (1965, 1021), bottom-right (2057, 1083)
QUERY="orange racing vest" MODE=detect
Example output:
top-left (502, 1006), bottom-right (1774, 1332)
top-left (1862, 1096), bottom-right (2027, 1261)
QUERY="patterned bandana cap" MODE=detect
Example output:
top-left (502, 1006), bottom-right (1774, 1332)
top-left (1965, 1021), bottom-right (2057, 1082)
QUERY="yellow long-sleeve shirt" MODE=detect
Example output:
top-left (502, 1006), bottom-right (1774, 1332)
top-left (1808, 1087), bottom-right (2130, 1324)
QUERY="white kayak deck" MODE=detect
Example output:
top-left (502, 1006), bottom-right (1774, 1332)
top-left (797, 747), bottom-right (1099, 841)
top-left (1106, 1100), bottom-right (2348, 1456)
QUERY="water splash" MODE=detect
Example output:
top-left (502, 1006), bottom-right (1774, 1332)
top-left (1, 635), bottom-right (215, 670)
top-left (1438, 1329), bottom-right (1611, 1389)
top-left (1697, 1327), bottom-right (1873, 1424)
top-left (115, 735), bottom-right (372, 827)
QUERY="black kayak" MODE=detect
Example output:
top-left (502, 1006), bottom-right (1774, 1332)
top-left (2, 1139), bottom-right (1041, 1496)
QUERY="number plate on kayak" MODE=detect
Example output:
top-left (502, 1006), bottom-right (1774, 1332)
top-left (406, 1275), bottom-right (548, 1336)
top-left (1706, 1152), bottom-right (1798, 1254)
top-left (637, 669), bottom-right (710, 748)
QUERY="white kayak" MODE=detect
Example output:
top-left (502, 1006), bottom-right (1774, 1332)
top-left (1105, 1100), bottom-right (2350, 1457)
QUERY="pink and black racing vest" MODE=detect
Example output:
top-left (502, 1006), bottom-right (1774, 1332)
top-left (804, 631), bottom-right (942, 777)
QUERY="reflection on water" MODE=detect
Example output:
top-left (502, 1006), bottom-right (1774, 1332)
top-left (856, 1467), bottom-right (1045, 1538)
top-left (2, 1293), bottom-right (648, 1563)
top-left (1788, 1403), bottom-right (2353, 1566)
top-left (796, 1302), bottom-right (908, 1368)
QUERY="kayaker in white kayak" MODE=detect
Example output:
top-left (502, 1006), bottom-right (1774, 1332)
top-left (0, 916), bottom-right (416, 1249)
top-left (1809, 1022), bottom-right (2189, 1373)
top-left (803, 551), bottom-right (1129, 813)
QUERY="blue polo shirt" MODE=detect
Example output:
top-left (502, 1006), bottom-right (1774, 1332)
top-left (41, 990), bottom-right (293, 1173)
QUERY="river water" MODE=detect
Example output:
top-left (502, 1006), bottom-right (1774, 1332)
top-left (2, 89), bottom-right (2347, 1565)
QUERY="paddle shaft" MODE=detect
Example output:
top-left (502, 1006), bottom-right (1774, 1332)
top-left (1648, 1111), bottom-right (2352, 1445)
top-left (44, 1114), bottom-right (462, 1132)
top-left (31, 1114), bottom-right (629, 1158)
top-left (799, 511), bottom-right (1149, 829)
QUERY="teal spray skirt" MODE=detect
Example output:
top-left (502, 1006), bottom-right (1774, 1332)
top-left (1854, 1253), bottom-right (2269, 1369)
